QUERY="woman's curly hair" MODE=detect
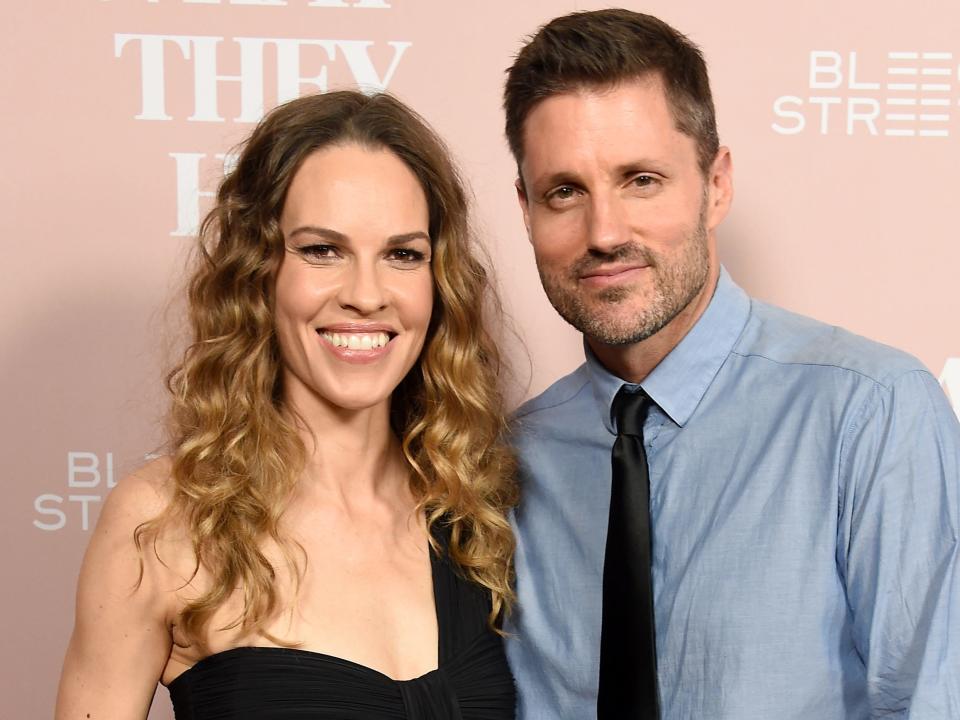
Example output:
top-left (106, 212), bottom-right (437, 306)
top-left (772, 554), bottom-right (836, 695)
top-left (137, 91), bottom-right (518, 648)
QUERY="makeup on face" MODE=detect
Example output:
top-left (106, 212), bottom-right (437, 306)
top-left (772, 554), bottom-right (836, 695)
top-left (274, 143), bottom-right (434, 412)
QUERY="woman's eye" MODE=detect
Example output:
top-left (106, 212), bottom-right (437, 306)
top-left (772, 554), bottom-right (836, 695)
top-left (388, 247), bottom-right (428, 263)
top-left (299, 244), bottom-right (339, 261)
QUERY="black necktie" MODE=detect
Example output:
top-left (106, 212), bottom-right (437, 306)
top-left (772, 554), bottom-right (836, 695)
top-left (598, 386), bottom-right (660, 719)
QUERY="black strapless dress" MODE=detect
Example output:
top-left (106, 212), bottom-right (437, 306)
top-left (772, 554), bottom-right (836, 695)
top-left (167, 535), bottom-right (515, 719)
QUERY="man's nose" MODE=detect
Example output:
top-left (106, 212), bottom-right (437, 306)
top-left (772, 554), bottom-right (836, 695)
top-left (337, 260), bottom-right (388, 314)
top-left (585, 194), bottom-right (630, 254)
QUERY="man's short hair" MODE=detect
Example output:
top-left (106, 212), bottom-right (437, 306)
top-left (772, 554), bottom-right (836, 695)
top-left (504, 8), bottom-right (719, 177)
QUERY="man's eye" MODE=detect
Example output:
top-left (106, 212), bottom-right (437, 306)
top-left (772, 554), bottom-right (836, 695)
top-left (630, 174), bottom-right (660, 190)
top-left (545, 185), bottom-right (581, 207)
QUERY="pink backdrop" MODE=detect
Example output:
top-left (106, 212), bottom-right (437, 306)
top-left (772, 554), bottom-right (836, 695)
top-left (3, 1), bottom-right (958, 716)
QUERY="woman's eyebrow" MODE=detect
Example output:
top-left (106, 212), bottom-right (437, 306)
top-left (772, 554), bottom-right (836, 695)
top-left (386, 232), bottom-right (431, 246)
top-left (288, 225), bottom-right (347, 242)
top-left (287, 227), bottom-right (429, 245)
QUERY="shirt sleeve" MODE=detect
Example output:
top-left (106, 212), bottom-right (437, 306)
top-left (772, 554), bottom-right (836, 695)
top-left (838, 368), bottom-right (960, 718)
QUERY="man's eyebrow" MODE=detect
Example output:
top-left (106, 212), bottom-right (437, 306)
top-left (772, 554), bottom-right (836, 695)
top-left (530, 171), bottom-right (580, 192)
top-left (530, 159), bottom-right (670, 192)
top-left (287, 226), bottom-right (430, 245)
top-left (612, 159), bottom-right (669, 176)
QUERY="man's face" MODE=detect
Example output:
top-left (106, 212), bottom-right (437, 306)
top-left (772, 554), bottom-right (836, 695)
top-left (517, 75), bottom-right (731, 348)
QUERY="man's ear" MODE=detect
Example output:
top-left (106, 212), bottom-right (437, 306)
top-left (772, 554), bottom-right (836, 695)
top-left (705, 147), bottom-right (734, 231)
top-left (516, 177), bottom-right (532, 242)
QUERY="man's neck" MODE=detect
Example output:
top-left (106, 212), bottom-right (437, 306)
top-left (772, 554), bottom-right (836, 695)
top-left (588, 268), bottom-right (720, 384)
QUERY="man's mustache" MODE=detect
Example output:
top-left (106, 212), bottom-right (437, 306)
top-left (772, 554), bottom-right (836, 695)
top-left (569, 244), bottom-right (656, 279)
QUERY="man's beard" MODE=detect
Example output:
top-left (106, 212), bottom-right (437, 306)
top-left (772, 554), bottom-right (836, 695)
top-left (535, 211), bottom-right (710, 347)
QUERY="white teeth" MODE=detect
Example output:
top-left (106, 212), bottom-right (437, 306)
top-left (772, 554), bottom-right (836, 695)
top-left (321, 331), bottom-right (390, 350)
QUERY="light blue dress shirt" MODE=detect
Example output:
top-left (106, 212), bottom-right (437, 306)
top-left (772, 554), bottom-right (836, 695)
top-left (506, 268), bottom-right (960, 719)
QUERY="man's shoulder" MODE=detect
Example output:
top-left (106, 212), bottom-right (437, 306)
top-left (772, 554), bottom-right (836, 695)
top-left (738, 298), bottom-right (929, 388)
top-left (513, 363), bottom-right (592, 422)
top-left (510, 362), bottom-right (608, 465)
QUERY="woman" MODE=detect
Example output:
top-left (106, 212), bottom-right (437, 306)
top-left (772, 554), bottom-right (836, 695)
top-left (55, 91), bottom-right (517, 719)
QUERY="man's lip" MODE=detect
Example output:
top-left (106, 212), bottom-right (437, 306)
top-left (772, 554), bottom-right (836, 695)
top-left (579, 264), bottom-right (649, 279)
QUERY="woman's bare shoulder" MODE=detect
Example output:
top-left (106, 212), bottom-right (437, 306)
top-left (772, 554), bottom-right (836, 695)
top-left (91, 456), bottom-right (200, 582)
top-left (56, 457), bottom-right (184, 719)
top-left (108, 456), bottom-right (175, 518)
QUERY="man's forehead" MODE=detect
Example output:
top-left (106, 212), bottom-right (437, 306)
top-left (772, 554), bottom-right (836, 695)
top-left (519, 76), bottom-right (695, 183)
top-left (521, 76), bottom-right (683, 154)
top-left (529, 72), bottom-right (668, 117)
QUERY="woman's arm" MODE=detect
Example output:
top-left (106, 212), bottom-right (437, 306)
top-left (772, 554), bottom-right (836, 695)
top-left (55, 463), bottom-right (177, 720)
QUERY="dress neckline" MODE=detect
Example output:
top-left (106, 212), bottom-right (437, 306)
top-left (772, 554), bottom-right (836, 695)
top-left (167, 527), bottom-right (447, 689)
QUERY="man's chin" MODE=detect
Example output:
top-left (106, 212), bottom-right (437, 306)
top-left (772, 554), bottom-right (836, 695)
top-left (559, 309), bottom-right (665, 347)
top-left (585, 324), bottom-right (663, 347)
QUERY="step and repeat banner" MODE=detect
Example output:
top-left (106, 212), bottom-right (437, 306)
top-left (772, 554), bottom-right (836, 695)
top-left (3, 1), bottom-right (958, 716)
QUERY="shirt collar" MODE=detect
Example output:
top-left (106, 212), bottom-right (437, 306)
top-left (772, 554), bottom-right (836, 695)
top-left (586, 266), bottom-right (751, 433)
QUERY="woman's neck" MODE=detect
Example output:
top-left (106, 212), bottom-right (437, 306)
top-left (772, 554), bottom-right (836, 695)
top-left (287, 393), bottom-right (411, 510)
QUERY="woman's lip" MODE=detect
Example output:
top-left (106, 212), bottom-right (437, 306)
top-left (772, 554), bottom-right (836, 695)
top-left (579, 265), bottom-right (649, 287)
top-left (317, 331), bottom-right (393, 365)
top-left (319, 323), bottom-right (397, 334)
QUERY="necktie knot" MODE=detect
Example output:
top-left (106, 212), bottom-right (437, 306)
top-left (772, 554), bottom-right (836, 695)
top-left (612, 386), bottom-right (651, 437)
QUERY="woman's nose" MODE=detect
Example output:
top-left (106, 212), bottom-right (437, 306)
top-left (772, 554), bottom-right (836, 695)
top-left (337, 260), bottom-right (388, 314)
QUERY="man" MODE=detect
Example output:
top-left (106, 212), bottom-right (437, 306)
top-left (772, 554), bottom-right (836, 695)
top-left (503, 9), bottom-right (959, 719)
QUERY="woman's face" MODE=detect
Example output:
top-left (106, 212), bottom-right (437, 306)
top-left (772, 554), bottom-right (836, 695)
top-left (275, 142), bottom-right (434, 414)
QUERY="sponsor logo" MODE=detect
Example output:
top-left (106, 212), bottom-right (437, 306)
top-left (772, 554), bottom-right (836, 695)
top-left (33, 452), bottom-right (117, 532)
top-left (115, 34), bottom-right (411, 123)
top-left (773, 51), bottom-right (958, 137)
top-left (109, 2), bottom-right (409, 236)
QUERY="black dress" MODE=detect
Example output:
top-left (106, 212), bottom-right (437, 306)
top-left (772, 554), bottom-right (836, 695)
top-left (167, 534), bottom-right (516, 719)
